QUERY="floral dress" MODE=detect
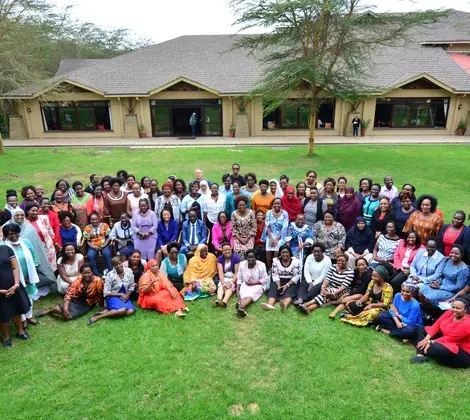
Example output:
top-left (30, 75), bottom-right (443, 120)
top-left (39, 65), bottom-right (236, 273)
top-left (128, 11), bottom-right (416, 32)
top-left (262, 209), bottom-right (289, 252)
top-left (312, 221), bottom-right (346, 259)
top-left (231, 210), bottom-right (257, 260)
top-left (71, 193), bottom-right (91, 230)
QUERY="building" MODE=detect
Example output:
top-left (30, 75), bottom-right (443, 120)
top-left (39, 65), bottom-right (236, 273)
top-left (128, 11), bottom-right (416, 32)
top-left (2, 9), bottom-right (470, 140)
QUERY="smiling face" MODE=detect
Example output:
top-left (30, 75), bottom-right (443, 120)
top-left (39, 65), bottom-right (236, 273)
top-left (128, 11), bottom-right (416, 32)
top-left (306, 171), bottom-right (316, 184)
top-left (113, 259), bottom-right (124, 275)
top-left (61, 216), bottom-right (72, 229)
top-left (287, 190), bottom-right (294, 200)
top-left (452, 212), bottom-right (465, 229)
top-left (211, 184), bottom-right (219, 195)
top-left (58, 181), bottom-right (68, 193)
top-left (325, 181), bottom-right (334, 194)
top-left (246, 176), bottom-right (255, 188)
top-left (224, 177), bottom-right (232, 190)
top-left (370, 185), bottom-right (380, 198)
top-left (81, 266), bottom-right (93, 282)
top-left (218, 212), bottom-right (227, 225)
top-left (357, 221), bottom-right (366, 230)
top-left (26, 188), bottom-right (36, 200)
top-left (201, 184), bottom-right (208, 193)
top-left (297, 183), bottom-right (306, 195)
top-left (130, 252), bottom-right (141, 266)
top-left (356, 258), bottom-right (367, 274)
top-left (27, 206), bottom-right (39, 220)
top-left (310, 189), bottom-right (318, 201)
top-left (132, 183), bottom-right (141, 196)
top-left (256, 211), bottom-right (265, 224)
top-left (272, 199), bottom-right (281, 212)
top-left (420, 199), bottom-right (431, 214)
top-left (40, 198), bottom-right (51, 213)
top-left (150, 262), bottom-right (159, 274)
top-left (150, 180), bottom-right (159, 193)
top-left (336, 255), bottom-right (347, 269)
top-left (90, 213), bottom-right (99, 227)
top-left (163, 185), bottom-right (172, 197)
top-left (102, 181), bottom-right (111, 193)
top-left (126, 176), bottom-right (135, 189)
top-left (449, 246), bottom-right (463, 263)
top-left (142, 177), bottom-right (151, 189)
top-left (401, 197), bottom-right (411, 210)
top-left (14, 212), bottom-right (24, 224)
top-left (237, 200), bottom-right (247, 212)
top-left (270, 182), bottom-right (277, 195)
top-left (345, 191), bottom-right (353, 199)
top-left (7, 230), bottom-right (20, 243)
top-left (232, 182), bottom-right (241, 194)
top-left (74, 184), bottom-right (84, 197)
top-left (35, 186), bottom-right (44, 197)
top-left (169, 247), bottom-right (179, 259)
top-left (162, 210), bottom-right (171, 222)
top-left (64, 244), bottom-right (76, 259)
top-left (112, 182), bottom-right (121, 193)
top-left (313, 246), bottom-right (323, 262)
top-left (379, 198), bottom-right (390, 212)
top-left (190, 183), bottom-right (199, 195)
top-left (120, 213), bottom-right (129, 225)
top-left (338, 178), bottom-right (346, 189)
top-left (7, 196), bottom-right (18, 208)
top-left (195, 169), bottom-right (203, 181)
top-left (360, 180), bottom-right (370, 192)
top-left (94, 185), bottom-right (103, 198)
top-left (232, 165), bottom-right (240, 176)
top-left (453, 300), bottom-right (467, 319)
top-left (222, 244), bottom-right (232, 258)
top-left (425, 239), bottom-right (437, 256)
top-left (295, 214), bottom-right (305, 228)
top-left (385, 222), bottom-right (396, 236)
top-left (403, 184), bottom-right (413, 194)
top-left (139, 200), bottom-right (149, 213)
top-left (175, 181), bottom-right (184, 193)
top-left (280, 248), bottom-right (290, 262)
top-left (246, 252), bottom-right (256, 267)
top-left (401, 285), bottom-right (412, 301)
top-left (384, 176), bottom-right (393, 188)
top-left (280, 179), bottom-right (287, 190)
top-left (324, 212), bottom-right (334, 225)
top-left (406, 232), bottom-right (417, 247)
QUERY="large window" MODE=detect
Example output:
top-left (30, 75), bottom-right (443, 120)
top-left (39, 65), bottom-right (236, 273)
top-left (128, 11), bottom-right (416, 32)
top-left (41, 101), bottom-right (112, 131)
top-left (374, 98), bottom-right (449, 129)
top-left (263, 99), bottom-right (335, 129)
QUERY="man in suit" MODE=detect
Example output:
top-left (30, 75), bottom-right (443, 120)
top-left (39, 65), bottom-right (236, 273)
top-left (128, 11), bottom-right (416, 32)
top-left (180, 210), bottom-right (208, 258)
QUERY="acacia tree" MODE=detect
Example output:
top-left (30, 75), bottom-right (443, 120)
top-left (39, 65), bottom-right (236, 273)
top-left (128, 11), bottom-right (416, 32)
top-left (230, 0), bottom-right (447, 155)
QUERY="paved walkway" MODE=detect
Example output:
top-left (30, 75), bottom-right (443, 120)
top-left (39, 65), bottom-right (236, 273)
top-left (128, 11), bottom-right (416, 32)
top-left (3, 134), bottom-right (470, 148)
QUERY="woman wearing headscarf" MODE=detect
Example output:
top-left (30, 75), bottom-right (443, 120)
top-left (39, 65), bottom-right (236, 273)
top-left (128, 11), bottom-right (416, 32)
top-left (269, 179), bottom-right (283, 199)
top-left (340, 262), bottom-right (394, 327)
top-left (344, 217), bottom-right (375, 269)
top-left (181, 244), bottom-right (217, 301)
top-left (281, 186), bottom-right (302, 222)
top-left (138, 259), bottom-right (187, 317)
top-left (338, 187), bottom-right (363, 232)
top-left (198, 180), bottom-right (211, 201)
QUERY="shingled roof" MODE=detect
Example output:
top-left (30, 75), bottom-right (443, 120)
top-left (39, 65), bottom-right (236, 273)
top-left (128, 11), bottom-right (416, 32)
top-left (3, 9), bottom-right (470, 98)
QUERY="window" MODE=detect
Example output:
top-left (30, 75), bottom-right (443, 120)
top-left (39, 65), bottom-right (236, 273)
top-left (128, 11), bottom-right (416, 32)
top-left (374, 98), bottom-right (449, 128)
top-left (41, 101), bottom-right (112, 131)
top-left (263, 99), bottom-right (335, 129)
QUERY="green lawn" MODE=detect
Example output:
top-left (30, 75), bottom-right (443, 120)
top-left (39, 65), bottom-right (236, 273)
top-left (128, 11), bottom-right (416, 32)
top-left (1, 145), bottom-right (469, 419)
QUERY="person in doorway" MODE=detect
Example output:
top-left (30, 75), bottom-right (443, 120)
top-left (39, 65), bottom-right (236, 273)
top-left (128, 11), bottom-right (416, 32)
top-left (352, 116), bottom-right (361, 137)
top-left (189, 112), bottom-right (198, 137)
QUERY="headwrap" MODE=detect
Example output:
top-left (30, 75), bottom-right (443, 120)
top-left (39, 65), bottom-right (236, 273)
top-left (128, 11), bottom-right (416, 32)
top-left (281, 186), bottom-right (302, 221)
top-left (269, 179), bottom-right (284, 199)
top-left (198, 180), bottom-right (211, 199)
top-left (145, 259), bottom-right (159, 272)
top-left (338, 187), bottom-right (363, 231)
top-left (346, 216), bottom-right (375, 254)
top-left (374, 264), bottom-right (391, 281)
top-left (401, 282), bottom-right (417, 293)
top-left (183, 244), bottom-right (217, 283)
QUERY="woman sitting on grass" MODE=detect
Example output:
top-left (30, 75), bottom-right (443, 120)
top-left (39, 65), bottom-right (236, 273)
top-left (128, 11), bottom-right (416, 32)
top-left (213, 243), bottom-right (240, 308)
top-left (36, 264), bottom-right (104, 321)
top-left (181, 245), bottom-right (217, 301)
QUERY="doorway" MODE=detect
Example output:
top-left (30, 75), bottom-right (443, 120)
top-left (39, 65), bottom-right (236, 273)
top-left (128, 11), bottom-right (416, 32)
top-left (172, 108), bottom-right (201, 137)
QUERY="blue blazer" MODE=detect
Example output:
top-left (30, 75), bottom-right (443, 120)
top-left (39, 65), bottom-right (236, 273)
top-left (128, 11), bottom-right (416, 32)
top-left (182, 219), bottom-right (207, 247)
top-left (438, 224), bottom-right (470, 264)
top-left (157, 219), bottom-right (179, 248)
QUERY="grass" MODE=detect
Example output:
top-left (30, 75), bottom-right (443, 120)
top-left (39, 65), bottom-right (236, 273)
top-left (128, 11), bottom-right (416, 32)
top-left (0, 145), bottom-right (469, 419)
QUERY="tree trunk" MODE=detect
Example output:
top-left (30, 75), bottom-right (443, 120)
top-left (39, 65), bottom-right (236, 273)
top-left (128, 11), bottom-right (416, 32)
top-left (308, 110), bottom-right (316, 155)
top-left (0, 132), bottom-right (4, 155)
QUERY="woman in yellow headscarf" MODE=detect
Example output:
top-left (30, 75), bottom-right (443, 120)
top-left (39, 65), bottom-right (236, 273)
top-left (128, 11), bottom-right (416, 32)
top-left (181, 244), bottom-right (217, 301)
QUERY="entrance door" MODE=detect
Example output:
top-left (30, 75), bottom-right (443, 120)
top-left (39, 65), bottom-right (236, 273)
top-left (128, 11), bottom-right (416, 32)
top-left (203, 106), bottom-right (222, 136)
top-left (172, 108), bottom-right (201, 137)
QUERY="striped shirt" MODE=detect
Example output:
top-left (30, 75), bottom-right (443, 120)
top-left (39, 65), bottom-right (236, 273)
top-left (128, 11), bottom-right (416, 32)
top-left (314, 265), bottom-right (354, 306)
top-left (373, 234), bottom-right (400, 263)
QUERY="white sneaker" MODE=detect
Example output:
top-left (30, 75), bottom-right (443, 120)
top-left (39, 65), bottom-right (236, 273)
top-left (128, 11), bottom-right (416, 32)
top-left (260, 303), bottom-right (276, 311)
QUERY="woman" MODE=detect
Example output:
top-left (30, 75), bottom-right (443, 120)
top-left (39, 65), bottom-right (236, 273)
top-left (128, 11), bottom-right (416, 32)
top-left (312, 211), bottom-right (347, 263)
top-left (410, 297), bottom-right (470, 368)
top-left (148, 179), bottom-right (161, 211)
top-left (269, 179), bottom-right (283, 198)
top-left (320, 177), bottom-right (337, 201)
top-left (438, 211), bottom-right (470, 261)
top-left (363, 183), bottom-right (381, 226)
top-left (254, 210), bottom-right (266, 263)
top-left (390, 231), bottom-right (423, 293)
top-left (262, 197), bottom-right (289, 268)
top-left (262, 245), bottom-right (301, 313)
top-left (132, 199), bottom-right (158, 260)
top-left (25, 203), bottom-right (57, 271)
top-left (156, 182), bottom-right (181, 221)
top-left (138, 259), bottom-right (187, 317)
top-left (302, 187), bottom-right (327, 229)
top-left (19, 186), bottom-right (39, 211)
top-left (236, 249), bottom-right (268, 318)
top-left (109, 213), bottom-right (135, 260)
top-left (88, 257), bottom-right (136, 324)
top-left (376, 283), bottom-right (422, 339)
top-left (203, 183), bottom-right (226, 230)
top-left (304, 170), bottom-right (323, 194)
top-left (279, 175), bottom-right (289, 193)
top-left (83, 212), bottom-right (113, 276)
top-left (51, 190), bottom-right (73, 215)
top-left (52, 180), bottom-right (74, 203)
top-left (198, 180), bottom-right (211, 200)
top-left (420, 245), bottom-right (469, 307)
top-left (340, 262), bottom-right (394, 327)
top-left (2, 224), bottom-right (39, 328)
top-left (123, 249), bottom-right (146, 287)
top-left (86, 184), bottom-right (105, 221)
top-left (338, 187), bottom-right (363, 232)
top-left (212, 211), bottom-right (233, 255)
top-left (181, 181), bottom-right (205, 220)
top-left (5, 191), bottom-right (21, 217)
top-left (160, 242), bottom-right (187, 291)
top-left (370, 221), bottom-right (400, 267)
top-left (129, 182), bottom-right (149, 215)
top-left (36, 264), bottom-right (104, 321)
top-left (242, 173), bottom-right (259, 198)
top-left (344, 217), bottom-right (375, 269)
top-left (392, 191), bottom-right (416, 236)
top-left (371, 197), bottom-right (394, 238)
top-left (100, 177), bottom-right (112, 195)
top-left (214, 243), bottom-right (240, 307)
top-left (226, 182), bottom-right (251, 216)
top-left (392, 183), bottom-right (417, 209)
top-left (56, 244), bottom-right (84, 294)
top-left (296, 182), bottom-right (307, 203)
top-left (337, 177), bottom-right (347, 198)
top-left (181, 245), bottom-right (217, 301)
top-left (231, 195), bottom-right (257, 260)
top-left (281, 185), bottom-right (303, 222)
top-left (0, 243), bottom-right (31, 347)
top-left (70, 181), bottom-right (90, 230)
top-left (403, 195), bottom-right (444, 243)
top-left (299, 253), bottom-right (354, 315)
top-left (284, 213), bottom-right (314, 261)
top-left (58, 211), bottom-right (82, 247)
top-left (328, 257), bottom-right (372, 319)
top-left (103, 178), bottom-right (131, 226)
top-left (141, 176), bottom-right (152, 194)
top-left (174, 179), bottom-right (188, 201)
top-left (356, 178), bottom-right (372, 204)
top-left (249, 179), bottom-right (272, 215)
top-left (156, 209), bottom-right (179, 261)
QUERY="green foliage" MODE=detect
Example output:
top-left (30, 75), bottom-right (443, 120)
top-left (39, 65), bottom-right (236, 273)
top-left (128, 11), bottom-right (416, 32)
top-left (457, 119), bottom-right (467, 130)
top-left (361, 118), bottom-right (371, 128)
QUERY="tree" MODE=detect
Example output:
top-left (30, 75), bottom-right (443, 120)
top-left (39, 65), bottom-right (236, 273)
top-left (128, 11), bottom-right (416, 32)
top-left (230, 0), bottom-right (447, 155)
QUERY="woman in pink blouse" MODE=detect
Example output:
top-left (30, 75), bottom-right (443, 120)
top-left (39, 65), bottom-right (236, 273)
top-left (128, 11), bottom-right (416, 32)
top-left (212, 211), bottom-right (233, 256)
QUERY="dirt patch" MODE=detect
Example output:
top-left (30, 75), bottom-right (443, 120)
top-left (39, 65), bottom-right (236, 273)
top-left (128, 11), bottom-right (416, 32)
top-left (247, 403), bottom-right (260, 414)
top-left (229, 404), bottom-right (244, 416)
top-left (0, 173), bottom-right (19, 181)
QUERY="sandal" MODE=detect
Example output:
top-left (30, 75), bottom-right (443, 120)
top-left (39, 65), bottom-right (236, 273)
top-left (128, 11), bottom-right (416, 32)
top-left (375, 326), bottom-right (383, 332)
top-left (182, 307), bottom-right (190, 313)
top-left (410, 355), bottom-right (430, 364)
top-left (87, 317), bottom-right (97, 325)
top-left (175, 311), bottom-right (186, 318)
top-left (220, 300), bottom-right (227, 308)
top-left (298, 304), bottom-right (309, 315)
top-left (280, 300), bottom-right (287, 313)
top-left (237, 308), bottom-right (247, 318)
top-left (35, 311), bottom-right (46, 318)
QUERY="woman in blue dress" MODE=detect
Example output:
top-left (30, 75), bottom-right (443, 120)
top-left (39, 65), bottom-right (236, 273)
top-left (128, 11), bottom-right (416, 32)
top-left (156, 209), bottom-right (179, 262)
top-left (160, 242), bottom-right (187, 291)
top-left (284, 213), bottom-right (314, 264)
top-left (262, 198), bottom-right (289, 270)
top-left (87, 256), bottom-right (136, 324)
top-left (419, 245), bottom-right (469, 307)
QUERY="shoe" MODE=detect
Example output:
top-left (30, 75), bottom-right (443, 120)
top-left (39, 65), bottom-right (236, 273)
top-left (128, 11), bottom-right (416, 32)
top-left (87, 317), bottom-right (96, 325)
top-left (183, 307), bottom-right (190, 313)
top-left (17, 332), bottom-right (30, 340)
top-left (260, 303), bottom-right (275, 311)
top-left (27, 318), bottom-right (39, 326)
top-left (339, 311), bottom-right (348, 319)
top-left (293, 299), bottom-right (302, 306)
top-left (235, 302), bottom-right (240, 311)
top-left (410, 356), bottom-right (430, 364)
top-left (211, 300), bottom-right (219, 307)
top-left (280, 300), bottom-right (287, 313)
top-left (2, 339), bottom-right (12, 347)
top-left (298, 304), bottom-right (309, 315)
top-left (237, 308), bottom-right (247, 318)
top-left (35, 311), bottom-right (45, 318)
top-left (220, 300), bottom-right (227, 308)
top-left (375, 326), bottom-right (383, 332)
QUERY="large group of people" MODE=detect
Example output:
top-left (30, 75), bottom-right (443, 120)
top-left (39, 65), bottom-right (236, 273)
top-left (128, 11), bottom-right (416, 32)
top-left (1, 165), bottom-right (470, 369)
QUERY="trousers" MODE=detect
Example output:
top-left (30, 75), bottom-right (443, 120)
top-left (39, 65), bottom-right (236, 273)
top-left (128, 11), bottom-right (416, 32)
top-left (376, 312), bottom-right (419, 339)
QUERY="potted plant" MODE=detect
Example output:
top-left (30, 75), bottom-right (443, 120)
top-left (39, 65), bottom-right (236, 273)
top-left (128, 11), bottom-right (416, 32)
top-left (229, 125), bottom-right (236, 137)
top-left (457, 120), bottom-right (467, 136)
top-left (267, 121), bottom-right (276, 129)
top-left (139, 124), bottom-right (147, 138)
top-left (360, 119), bottom-right (371, 137)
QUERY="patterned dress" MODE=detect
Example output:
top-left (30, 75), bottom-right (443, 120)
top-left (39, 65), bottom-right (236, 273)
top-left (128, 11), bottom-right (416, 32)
top-left (312, 221), bottom-right (346, 259)
top-left (131, 210), bottom-right (158, 260)
top-left (231, 210), bottom-right (257, 260)
top-left (268, 257), bottom-right (301, 300)
top-left (403, 211), bottom-right (444, 243)
top-left (30, 215), bottom-right (57, 271)
top-left (71, 193), bottom-right (90, 230)
top-left (313, 264), bottom-right (354, 306)
top-left (237, 260), bottom-right (268, 301)
top-left (262, 209), bottom-right (289, 252)
top-left (371, 235), bottom-right (400, 265)
top-left (284, 222), bottom-right (314, 261)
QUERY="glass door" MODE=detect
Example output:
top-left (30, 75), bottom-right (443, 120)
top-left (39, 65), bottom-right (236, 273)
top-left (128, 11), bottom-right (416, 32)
top-left (203, 106), bottom-right (222, 136)
top-left (152, 107), bottom-right (171, 136)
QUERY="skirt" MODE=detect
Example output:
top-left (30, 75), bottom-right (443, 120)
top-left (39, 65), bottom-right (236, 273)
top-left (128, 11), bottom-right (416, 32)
top-left (117, 242), bottom-right (135, 257)
top-left (106, 284), bottom-right (136, 311)
top-left (138, 289), bottom-right (185, 313)
top-left (0, 283), bottom-right (31, 323)
top-left (239, 282), bottom-right (264, 302)
top-left (59, 300), bottom-right (95, 319)
top-left (181, 278), bottom-right (217, 301)
top-left (267, 278), bottom-right (298, 300)
top-left (341, 308), bottom-right (385, 327)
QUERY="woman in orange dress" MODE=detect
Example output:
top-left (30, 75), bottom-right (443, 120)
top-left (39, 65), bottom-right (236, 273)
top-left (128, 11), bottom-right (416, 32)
top-left (138, 259), bottom-right (187, 317)
top-left (403, 195), bottom-right (443, 244)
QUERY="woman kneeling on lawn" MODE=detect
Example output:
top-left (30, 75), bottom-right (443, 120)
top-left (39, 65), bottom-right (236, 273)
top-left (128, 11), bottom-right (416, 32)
top-left (88, 257), bottom-right (136, 324)
top-left (36, 264), bottom-right (104, 321)
top-left (138, 259), bottom-right (187, 318)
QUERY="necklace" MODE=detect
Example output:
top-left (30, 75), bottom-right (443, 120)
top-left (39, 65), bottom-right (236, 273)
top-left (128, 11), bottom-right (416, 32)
top-left (109, 192), bottom-right (124, 201)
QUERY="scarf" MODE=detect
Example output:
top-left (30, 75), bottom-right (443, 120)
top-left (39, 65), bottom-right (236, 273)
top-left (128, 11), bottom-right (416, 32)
top-left (198, 180), bottom-right (211, 199)
top-left (346, 217), bottom-right (375, 254)
top-left (269, 179), bottom-right (283, 198)
top-left (338, 187), bottom-right (363, 229)
top-left (281, 186), bottom-right (303, 220)
top-left (183, 245), bottom-right (217, 283)
top-left (5, 239), bottom-right (39, 286)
